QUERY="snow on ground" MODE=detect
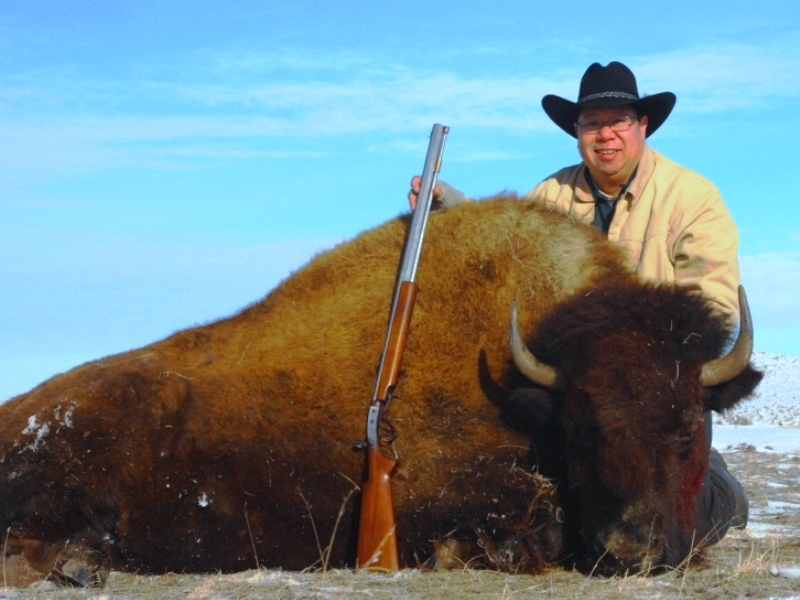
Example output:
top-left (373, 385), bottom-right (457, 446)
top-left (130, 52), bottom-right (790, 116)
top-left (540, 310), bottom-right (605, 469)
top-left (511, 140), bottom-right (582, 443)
top-left (711, 351), bottom-right (800, 550)
top-left (713, 351), bottom-right (800, 453)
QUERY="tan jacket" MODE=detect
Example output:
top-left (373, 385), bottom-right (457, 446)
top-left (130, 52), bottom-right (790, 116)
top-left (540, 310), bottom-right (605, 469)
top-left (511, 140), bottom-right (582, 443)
top-left (525, 146), bottom-right (741, 324)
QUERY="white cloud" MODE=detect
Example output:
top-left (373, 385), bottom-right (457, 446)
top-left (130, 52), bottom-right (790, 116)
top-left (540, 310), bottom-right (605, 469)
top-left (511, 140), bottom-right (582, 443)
top-left (0, 116), bottom-right (332, 174)
top-left (147, 41), bottom-right (800, 122)
top-left (632, 41), bottom-right (800, 113)
top-left (1, 41), bottom-right (798, 175)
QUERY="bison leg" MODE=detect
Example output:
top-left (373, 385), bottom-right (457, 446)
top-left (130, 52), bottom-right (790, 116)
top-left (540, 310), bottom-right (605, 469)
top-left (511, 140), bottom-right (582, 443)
top-left (4, 529), bottom-right (111, 588)
top-left (408, 463), bottom-right (566, 573)
top-left (426, 512), bottom-right (565, 574)
top-left (429, 536), bottom-right (483, 570)
top-left (51, 535), bottom-right (111, 587)
top-left (0, 553), bottom-right (43, 588)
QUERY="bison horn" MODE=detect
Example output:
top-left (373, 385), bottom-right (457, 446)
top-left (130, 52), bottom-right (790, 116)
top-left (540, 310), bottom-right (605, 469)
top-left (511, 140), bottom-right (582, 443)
top-left (699, 286), bottom-right (754, 387)
top-left (509, 300), bottom-right (567, 391)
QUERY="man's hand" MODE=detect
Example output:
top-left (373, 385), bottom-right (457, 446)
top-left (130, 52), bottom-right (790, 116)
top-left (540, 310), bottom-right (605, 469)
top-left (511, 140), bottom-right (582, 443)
top-left (408, 176), bottom-right (440, 210)
top-left (408, 177), bottom-right (467, 211)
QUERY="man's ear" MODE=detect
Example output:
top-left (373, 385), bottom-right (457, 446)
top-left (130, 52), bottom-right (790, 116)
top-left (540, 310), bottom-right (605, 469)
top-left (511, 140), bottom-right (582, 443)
top-left (703, 365), bottom-right (764, 413)
top-left (638, 114), bottom-right (649, 138)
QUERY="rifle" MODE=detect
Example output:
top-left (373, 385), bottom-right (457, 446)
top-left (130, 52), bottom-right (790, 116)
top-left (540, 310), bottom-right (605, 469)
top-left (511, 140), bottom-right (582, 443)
top-left (356, 123), bottom-right (449, 570)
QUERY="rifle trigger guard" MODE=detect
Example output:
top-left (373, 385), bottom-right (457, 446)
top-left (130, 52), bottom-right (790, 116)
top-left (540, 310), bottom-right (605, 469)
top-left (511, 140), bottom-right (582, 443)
top-left (365, 404), bottom-right (397, 449)
top-left (380, 416), bottom-right (397, 446)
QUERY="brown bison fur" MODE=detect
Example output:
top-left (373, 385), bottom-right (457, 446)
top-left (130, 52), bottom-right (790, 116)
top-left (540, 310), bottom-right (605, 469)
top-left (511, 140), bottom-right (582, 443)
top-left (0, 196), bottom-right (760, 585)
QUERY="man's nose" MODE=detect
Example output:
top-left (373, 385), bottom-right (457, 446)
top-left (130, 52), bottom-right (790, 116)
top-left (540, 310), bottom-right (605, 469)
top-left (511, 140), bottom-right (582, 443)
top-left (595, 124), bottom-right (617, 139)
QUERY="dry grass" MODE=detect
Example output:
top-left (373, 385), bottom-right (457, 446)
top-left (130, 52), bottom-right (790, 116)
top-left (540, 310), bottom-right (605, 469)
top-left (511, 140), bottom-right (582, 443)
top-left (4, 449), bottom-right (799, 599)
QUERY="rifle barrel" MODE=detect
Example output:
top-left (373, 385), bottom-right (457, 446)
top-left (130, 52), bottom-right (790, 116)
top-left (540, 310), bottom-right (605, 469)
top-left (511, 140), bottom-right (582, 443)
top-left (372, 124), bottom-right (449, 405)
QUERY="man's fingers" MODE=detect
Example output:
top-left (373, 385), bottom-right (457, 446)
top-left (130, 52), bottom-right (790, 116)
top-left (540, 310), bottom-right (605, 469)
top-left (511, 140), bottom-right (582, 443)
top-left (408, 175), bottom-right (422, 210)
top-left (408, 175), bottom-right (442, 210)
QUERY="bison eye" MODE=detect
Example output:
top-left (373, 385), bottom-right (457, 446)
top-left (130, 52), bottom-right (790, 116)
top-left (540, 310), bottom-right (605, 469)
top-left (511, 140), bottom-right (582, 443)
top-left (667, 432), bottom-right (696, 455)
top-left (568, 430), bottom-right (597, 454)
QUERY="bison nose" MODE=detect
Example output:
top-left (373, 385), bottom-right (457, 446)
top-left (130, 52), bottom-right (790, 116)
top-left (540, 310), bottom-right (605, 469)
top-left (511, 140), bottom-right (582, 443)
top-left (600, 525), bottom-right (666, 569)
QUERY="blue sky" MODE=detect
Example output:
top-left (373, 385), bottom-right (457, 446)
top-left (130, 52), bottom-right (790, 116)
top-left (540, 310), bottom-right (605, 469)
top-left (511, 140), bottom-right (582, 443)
top-left (1, 0), bottom-right (799, 400)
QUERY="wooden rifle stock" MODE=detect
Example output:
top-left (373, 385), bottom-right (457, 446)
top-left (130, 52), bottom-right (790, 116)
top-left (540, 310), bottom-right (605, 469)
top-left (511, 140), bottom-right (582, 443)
top-left (356, 443), bottom-right (401, 570)
top-left (356, 124), bottom-right (448, 571)
top-left (356, 282), bottom-right (416, 570)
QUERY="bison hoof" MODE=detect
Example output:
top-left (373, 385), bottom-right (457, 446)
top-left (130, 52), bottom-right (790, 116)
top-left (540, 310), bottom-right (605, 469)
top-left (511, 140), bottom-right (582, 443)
top-left (432, 537), bottom-right (480, 570)
top-left (52, 546), bottom-right (110, 587)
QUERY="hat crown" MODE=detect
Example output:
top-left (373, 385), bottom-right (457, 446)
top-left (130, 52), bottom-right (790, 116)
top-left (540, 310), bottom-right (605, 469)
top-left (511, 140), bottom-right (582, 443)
top-left (577, 61), bottom-right (640, 105)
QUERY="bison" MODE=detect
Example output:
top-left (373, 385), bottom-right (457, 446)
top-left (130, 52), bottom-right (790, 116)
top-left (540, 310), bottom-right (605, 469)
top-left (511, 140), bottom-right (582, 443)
top-left (0, 196), bottom-right (761, 586)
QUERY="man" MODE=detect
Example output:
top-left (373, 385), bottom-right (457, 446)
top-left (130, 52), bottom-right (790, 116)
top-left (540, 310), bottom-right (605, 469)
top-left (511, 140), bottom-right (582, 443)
top-left (408, 61), bottom-right (747, 545)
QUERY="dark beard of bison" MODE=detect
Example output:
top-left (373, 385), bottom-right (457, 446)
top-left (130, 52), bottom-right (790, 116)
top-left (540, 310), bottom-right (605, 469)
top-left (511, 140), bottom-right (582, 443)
top-left (565, 404), bottom-right (710, 576)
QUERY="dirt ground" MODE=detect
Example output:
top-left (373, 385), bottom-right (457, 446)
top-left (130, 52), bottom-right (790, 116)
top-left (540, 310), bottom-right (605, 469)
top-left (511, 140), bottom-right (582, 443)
top-left (3, 448), bottom-right (799, 600)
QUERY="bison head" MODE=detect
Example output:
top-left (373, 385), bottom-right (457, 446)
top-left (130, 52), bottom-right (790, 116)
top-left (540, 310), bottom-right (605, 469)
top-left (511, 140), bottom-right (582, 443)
top-left (507, 285), bottom-right (762, 574)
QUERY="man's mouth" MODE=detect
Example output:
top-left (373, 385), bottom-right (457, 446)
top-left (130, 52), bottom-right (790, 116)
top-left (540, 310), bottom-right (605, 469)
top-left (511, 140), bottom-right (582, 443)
top-left (595, 149), bottom-right (619, 161)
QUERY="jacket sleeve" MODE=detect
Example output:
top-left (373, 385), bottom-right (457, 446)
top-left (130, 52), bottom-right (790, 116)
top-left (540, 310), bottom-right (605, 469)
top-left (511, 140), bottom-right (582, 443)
top-left (669, 186), bottom-right (741, 326)
top-left (523, 167), bottom-right (586, 217)
top-left (524, 179), bottom-right (550, 201)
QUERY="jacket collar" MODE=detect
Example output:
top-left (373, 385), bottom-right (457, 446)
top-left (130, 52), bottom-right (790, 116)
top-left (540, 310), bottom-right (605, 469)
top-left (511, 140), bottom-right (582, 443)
top-left (573, 145), bottom-right (656, 208)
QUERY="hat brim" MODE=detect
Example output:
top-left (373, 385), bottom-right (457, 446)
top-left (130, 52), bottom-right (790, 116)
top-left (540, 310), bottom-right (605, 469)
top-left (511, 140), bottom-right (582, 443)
top-left (542, 91), bottom-right (676, 138)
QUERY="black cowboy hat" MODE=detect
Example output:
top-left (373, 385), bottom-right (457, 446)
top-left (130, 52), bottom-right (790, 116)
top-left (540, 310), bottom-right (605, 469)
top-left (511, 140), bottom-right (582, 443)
top-left (542, 61), bottom-right (676, 138)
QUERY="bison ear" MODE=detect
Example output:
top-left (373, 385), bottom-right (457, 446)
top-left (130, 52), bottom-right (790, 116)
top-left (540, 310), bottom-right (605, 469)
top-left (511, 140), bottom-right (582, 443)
top-left (703, 364), bottom-right (764, 413)
top-left (502, 386), bottom-right (558, 432)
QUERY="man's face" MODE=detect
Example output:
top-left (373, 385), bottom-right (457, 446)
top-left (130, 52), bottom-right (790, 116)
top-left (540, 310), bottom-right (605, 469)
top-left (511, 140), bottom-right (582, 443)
top-left (575, 106), bottom-right (648, 194)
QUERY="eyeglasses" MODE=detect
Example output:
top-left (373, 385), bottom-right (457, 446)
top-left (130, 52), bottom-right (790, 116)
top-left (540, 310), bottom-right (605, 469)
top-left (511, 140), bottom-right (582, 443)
top-left (574, 116), bottom-right (638, 135)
